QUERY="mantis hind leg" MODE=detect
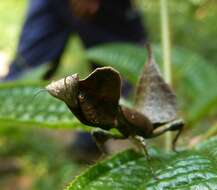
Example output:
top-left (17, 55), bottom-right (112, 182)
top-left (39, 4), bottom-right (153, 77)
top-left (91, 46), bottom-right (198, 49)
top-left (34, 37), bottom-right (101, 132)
top-left (151, 119), bottom-right (184, 151)
top-left (172, 124), bottom-right (183, 151)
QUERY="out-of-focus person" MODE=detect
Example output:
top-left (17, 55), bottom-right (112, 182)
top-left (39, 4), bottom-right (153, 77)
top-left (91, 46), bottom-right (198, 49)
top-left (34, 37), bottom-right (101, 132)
top-left (2, 0), bottom-right (148, 80)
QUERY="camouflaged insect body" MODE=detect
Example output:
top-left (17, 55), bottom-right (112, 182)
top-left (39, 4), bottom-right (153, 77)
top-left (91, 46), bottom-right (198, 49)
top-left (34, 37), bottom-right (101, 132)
top-left (46, 46), bottom-right (183, 144)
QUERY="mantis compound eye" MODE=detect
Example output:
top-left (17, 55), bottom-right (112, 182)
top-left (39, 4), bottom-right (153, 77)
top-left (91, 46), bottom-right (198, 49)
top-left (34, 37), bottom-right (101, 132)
top-left (78, 93), bottom-right (86, 102)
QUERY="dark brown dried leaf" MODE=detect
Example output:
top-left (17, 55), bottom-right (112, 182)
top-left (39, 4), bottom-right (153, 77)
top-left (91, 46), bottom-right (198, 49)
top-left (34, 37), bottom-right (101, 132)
top-left (134, 48), bottom-right (177, 124)
top-left (78, 67), bottom-right (121, 129)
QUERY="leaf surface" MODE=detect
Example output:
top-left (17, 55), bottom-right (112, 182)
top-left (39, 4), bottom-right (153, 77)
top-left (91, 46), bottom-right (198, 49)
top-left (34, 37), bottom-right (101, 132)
top-left (66, 137), bottom-right (217, 190)
top-left (0, 82), bottom-right (89, 130)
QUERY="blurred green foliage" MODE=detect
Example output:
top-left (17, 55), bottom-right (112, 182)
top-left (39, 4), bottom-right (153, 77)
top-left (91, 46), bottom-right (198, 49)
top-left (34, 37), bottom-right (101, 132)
top-left (137, 0), bottom-right (217, 64)
top-left (0, 1), bottom-right (26, 57)
top-left (0, 126), bottom-right (80, 190)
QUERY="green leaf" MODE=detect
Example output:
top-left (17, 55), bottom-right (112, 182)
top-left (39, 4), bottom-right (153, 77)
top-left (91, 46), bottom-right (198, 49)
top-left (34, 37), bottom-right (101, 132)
top-left (0, 81), bottom-right (90, 130)
top-left (196, 136), bottom-right (217, 158)
top-left (86, 43), bottom-right (147, 84)
top-left (66, 137), bottom-right (217, 190)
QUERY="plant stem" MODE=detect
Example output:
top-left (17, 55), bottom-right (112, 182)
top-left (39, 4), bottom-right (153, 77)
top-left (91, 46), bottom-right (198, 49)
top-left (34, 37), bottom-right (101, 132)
top-left (160, 0), bottom-right (172, 151)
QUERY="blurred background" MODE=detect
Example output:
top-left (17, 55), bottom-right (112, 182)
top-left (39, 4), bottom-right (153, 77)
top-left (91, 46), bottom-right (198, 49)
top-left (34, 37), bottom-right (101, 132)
top-left (0, 0), bottom-right (216, 189)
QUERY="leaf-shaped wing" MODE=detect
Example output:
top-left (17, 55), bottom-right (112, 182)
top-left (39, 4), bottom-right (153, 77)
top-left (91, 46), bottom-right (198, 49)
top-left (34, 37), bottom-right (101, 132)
top-left (78, 67), bottom-right (121, 129)
top-left (134, 47), bottom-right (177, 124)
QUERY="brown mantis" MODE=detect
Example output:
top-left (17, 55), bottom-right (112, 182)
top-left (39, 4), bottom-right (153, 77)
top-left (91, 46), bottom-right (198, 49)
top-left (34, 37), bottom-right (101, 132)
top-left (46, 45), bottom-right (184, 155)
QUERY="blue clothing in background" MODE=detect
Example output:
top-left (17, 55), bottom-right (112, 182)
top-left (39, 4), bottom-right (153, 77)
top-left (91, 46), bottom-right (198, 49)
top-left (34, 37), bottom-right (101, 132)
top-left (6, 0), bottom-right (147, 80)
